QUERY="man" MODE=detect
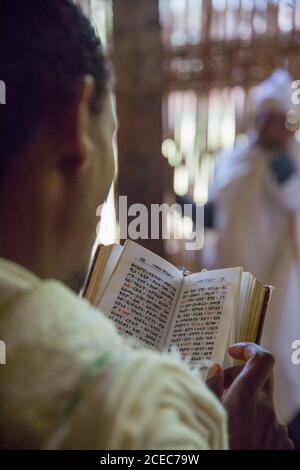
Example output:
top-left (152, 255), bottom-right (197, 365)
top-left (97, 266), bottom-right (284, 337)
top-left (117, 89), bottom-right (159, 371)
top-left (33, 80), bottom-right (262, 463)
top-left (213, 69), bottom-right (300, 428)
top-left (0, 1), bottom-right (293, 450)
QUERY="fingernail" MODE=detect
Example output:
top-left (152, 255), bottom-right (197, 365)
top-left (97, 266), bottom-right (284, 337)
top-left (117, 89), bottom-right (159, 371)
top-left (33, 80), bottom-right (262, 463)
top-left (207, 364), bottom-right (221, 380)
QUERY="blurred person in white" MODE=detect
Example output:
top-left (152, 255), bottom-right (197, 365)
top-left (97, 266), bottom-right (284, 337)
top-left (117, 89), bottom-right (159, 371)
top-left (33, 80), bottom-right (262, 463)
top-left (0, 1), bottom-right (293, 451)
top-left (213, 69), bottom-right (300, 429)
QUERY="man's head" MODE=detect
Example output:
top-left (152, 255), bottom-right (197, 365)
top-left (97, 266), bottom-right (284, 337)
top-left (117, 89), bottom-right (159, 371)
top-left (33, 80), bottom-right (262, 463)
top-left (256, 110), bottom-right (291, 150)
top-left (252, 69), bottom-right (293, 151)
top-left (0, 0), bottom-right (116, 291)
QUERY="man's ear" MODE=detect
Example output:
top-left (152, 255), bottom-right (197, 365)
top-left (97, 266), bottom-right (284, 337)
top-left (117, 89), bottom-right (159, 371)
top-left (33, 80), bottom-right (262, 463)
top-left (58, 75), bottom-right (96, 171)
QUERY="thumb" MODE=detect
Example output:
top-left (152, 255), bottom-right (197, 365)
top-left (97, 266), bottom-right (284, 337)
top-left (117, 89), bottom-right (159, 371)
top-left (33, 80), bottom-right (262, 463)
top-left (229, 344), bottom-right (275, 395)
top-left (206, 365), bottom-right (224, 400)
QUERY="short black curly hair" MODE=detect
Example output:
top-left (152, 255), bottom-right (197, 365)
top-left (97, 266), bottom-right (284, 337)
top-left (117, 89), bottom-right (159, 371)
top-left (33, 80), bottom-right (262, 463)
top-left (0, 0), bottom-right (109, 166)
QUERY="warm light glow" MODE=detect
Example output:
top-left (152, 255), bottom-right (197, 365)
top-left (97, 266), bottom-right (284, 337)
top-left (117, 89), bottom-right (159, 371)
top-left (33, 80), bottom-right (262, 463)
top-left (96, 185), bottom-right (118, 248)
top-left (174, 165), bottom-right (189, 196)
top-left (162, 138), bottom-right (177, 160)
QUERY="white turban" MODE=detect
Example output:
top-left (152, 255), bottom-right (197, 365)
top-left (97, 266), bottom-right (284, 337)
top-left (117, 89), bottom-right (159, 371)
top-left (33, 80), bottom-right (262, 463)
top-left (252, 69), bottom-right (294, 115)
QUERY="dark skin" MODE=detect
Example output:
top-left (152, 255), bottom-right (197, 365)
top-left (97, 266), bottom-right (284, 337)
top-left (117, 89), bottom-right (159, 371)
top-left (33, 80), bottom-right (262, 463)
top-left (207, 343), bottom-right (293, 450)
top-left (288, 412), bottom-right (300, 449)
top-left (0, 77), bottom-right (116, 292)
top-left (0, 77), bottom-right (294, 450)
top-left (256, 110), bottom-right (291, 151)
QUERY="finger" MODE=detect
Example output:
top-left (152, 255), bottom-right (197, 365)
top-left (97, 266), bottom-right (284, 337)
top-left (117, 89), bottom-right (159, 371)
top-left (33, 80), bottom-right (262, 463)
top-left (228, 344), bottom-right (275, 395)
top-left (223, 365), bottom-right (244, 389)
top-left (229, 343), bottom-right (275, 395)
top-left (206, 365), bottom-right (224, 400)
top-left (281, 438), bottom-right (294, 451)
top-left (262, 368), bottom-right (274, 396)
top-left (272, 425), bottom-right (295, 451)
top-left (239, 353), bottom-right (274, 395)
top-left (228, 342), bottom-right (272, 361)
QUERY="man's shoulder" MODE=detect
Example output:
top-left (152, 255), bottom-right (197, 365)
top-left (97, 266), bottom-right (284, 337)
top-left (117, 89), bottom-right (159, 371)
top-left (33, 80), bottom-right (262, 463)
top-left (0, 278), bottom-right (122, 357)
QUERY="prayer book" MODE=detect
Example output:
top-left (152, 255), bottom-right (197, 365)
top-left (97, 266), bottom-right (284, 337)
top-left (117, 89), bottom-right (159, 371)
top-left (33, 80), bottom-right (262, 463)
top-left (84, 240), bottom-right (272, 367)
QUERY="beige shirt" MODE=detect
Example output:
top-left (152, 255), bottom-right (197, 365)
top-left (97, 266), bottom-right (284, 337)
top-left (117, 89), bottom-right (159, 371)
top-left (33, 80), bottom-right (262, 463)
top-left (0, 257), bottom-right (228, 450)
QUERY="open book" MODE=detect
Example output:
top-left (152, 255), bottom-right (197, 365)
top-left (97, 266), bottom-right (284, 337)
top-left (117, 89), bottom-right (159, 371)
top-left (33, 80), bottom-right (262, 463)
top-left (84, 240), bottom-right (272, 368)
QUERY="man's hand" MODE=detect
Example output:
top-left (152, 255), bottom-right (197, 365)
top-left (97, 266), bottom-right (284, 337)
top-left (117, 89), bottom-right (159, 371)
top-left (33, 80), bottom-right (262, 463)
top-left (223, 343), bottom-right (294, 450)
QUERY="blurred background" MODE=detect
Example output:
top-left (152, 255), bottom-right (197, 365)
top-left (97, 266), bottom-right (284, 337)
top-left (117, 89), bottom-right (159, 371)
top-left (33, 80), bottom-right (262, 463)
top-left (76, 0), bottom-right (300, 271)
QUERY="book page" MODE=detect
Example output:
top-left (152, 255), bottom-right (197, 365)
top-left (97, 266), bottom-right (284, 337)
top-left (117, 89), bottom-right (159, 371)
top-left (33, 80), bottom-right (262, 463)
top-left (236, 272), bottom-right (252, 341)
top-left (93, 244), bottom-right (124, 306)
top-left (98, 240), bottom-right (183, 350)
top-left (165, 268), bottom-right (242, 367)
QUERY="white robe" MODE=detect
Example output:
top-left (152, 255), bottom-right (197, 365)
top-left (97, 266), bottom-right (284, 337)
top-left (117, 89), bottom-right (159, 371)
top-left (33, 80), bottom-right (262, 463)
top-left (213, 134), bottom-right (300, 423)
top-left (0, 257), bottom-right (227, 450)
